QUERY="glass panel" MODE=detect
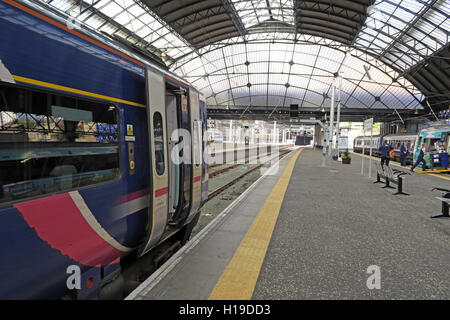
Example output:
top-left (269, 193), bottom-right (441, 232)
top-left (356, 0), bottom-right (449, 71)
top-left (174, 35), bottom-right (423, 110)
top-left (153, 112), bottom-right (165, 175)
top-left (0, 83), bottom-right (120, 204)
top-left (194, 120), bottom-right (202, 167)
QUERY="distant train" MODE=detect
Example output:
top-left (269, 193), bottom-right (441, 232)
top-left (353, 134), bottom-right (417, 164)
top-left (353, 124), bottom-right (450, 168)
top-left (295, 135), bottom-right (313, 146)
top-left (0, 0), bottom-right (208, 299)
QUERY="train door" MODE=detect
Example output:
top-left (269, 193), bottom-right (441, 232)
top-left (186, 89), bottom-right (202, 224)
top-left (138, 68), bottom-right (169, 256)
top-left (413, 134), bottom-right (423, 162)
top-left (165, 81), bottom-right (192, 226)
top-left (200, 97), bottom-right (209, 205)
top-left (166, 88), bottom-right (179, 222)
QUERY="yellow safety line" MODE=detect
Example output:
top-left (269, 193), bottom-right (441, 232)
top-left (351, 151), bottom-right (450, 181)
top-left (208, 148), bottom-right (303, 300)
top-left (12, 75), bottom-right (146, 108)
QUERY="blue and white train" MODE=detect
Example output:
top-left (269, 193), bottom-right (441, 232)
top-left (353, 134), bottom-right (417, 164)
top-left (0, 0), bottom-right (209, 299)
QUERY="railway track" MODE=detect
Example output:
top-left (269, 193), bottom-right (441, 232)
top-left (207, 149), bottom-right (292, 200)
top-left (208, 146), bottom-right (291, 177)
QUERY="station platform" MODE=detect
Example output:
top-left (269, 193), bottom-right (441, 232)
top-left (126, 148), bottom-right (450, 300)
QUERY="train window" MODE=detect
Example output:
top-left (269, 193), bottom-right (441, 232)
top-left (193, 120), bottom-right (201, 167)
top-left (0, 83), bottom-right (120, 204)
top-left (153, 112), bottom-right (165, 176)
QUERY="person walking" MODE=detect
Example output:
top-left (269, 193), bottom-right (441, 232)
top-left (411, 143), bottom-right (428, 172)
top-left (400, 141), bottom-right (408, 166)
top-left (379, 141), bottom-right (392, 167)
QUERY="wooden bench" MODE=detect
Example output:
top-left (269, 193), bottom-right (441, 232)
top-left (374, 163), bottom-right (410, 196)
top-left (431, 187), bottom-right (450, 219)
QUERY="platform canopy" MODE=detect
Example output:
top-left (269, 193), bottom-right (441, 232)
top-left (38, 0), bottom-right (449, 121)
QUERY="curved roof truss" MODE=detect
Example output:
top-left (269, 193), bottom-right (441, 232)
top-left (172, 35), bottom-right (424, 112)
top-left (36, 0), bottom-right (450, 113)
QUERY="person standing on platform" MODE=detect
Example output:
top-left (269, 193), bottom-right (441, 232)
top-left (400, 141), bottom-right (408, 166)
top-left (411, 143), bottom-right (428, 172)
top-left (379, 141), bottom-right (392, 167)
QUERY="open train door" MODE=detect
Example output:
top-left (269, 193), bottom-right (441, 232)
top-left (185, 89), bottom-right (202, 224)
top-left (138, 68), bottom-right (169, 256)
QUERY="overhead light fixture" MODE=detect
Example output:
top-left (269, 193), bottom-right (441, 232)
top-left (363, 65), bottom-right (372, 80)
top-left (414, 109), bottom-right (419, 115)
top-left (321, 107), bottom-right (325, 113)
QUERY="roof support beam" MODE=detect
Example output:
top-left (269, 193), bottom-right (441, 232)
top-left (379, 0), bottom-right (439, 60)
top-left (221, 0), bottom-right (248, 39)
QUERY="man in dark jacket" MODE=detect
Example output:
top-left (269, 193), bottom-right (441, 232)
top-left (400, 142), bottom-right (408, 166)
top-left (379, 141), bottom-right (392, 167)
top-left (411, 143), bottom-right (428, 172)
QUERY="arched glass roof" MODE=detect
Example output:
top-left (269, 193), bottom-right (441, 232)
top-left (355, 0), bottom-right (449, 71)
top-left (172, 33), bottom-right (423, 110)
top-left (35, 0), bottom-right (450, 112)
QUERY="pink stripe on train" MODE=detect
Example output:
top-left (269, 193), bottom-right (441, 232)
top-left (14, 193), bottom-right (125, 267)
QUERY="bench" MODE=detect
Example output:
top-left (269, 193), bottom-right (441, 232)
top-left (431, 187), bottom-right (450, 219)
top-left (374, 163), bottom-right (410, 196)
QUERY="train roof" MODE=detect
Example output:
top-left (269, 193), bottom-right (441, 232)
top-left (383, 133), bottom-right (418, 138)
top-left (354, 135), bottom-right (381, 139)
top-left (419, 124), bottom-right (450, 133)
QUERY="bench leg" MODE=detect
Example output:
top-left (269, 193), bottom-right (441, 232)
top-left (431, 199), bottom-right (450, 218)
top-left (382, 179), bottom-right (395, 189)
top-left (393, 177), bottom-right (409, 196)
top-left (373, 172), bottom-right (383, 184)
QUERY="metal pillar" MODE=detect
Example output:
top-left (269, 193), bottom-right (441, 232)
top-left (328, 79), bottom-right (336, 156)
top-left (251, 127), bottom-right (255, 144)
top-left (273, 121), bottom-right (277, 144)
top-left (322, 128), bottom-right (327, 166)
top-left (335, 76), bottom-right (342, 158)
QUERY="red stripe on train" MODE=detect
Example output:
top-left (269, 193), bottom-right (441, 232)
top-left (155, 187), bottom-right (168, 197)
top-left (114, 189), bottom-right (149, 205)
top-left (14, 193), bottom-right (122, 267)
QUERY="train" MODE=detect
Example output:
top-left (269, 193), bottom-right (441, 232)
top-left (353, 124), bottom-right (450, 169)
top-left (295, 135), bottom-right (313, 146)
top-left (0, 0), bottom-right (209, 299)
top-left (413, 124), bottom-right (450, 169)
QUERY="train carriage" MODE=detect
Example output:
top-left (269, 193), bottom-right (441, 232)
top-left (384, 134), bottom-right (417, 164)
top-left (353, 134), bottom-right (417, 165)
top-left (413, 124), bottom-right (450, 170)
top-left (353, 135), bottom-right (382, 156)
top-left (0, 0), bottom-right (208, 299)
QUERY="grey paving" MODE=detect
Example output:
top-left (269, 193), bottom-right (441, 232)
top-left (252, 148), bottom-right (450, 300)
top-left (133, 151), bottom-right (298, 300)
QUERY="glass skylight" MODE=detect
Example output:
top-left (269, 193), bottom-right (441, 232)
top-left (42, 0), bottom-right (194, 61)
top-left (356, 0), bottom-right (449, 71)
top-left (231, 0), bottom-right (295, 28)
top-left (173, 35), bottom-right (424, 111)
